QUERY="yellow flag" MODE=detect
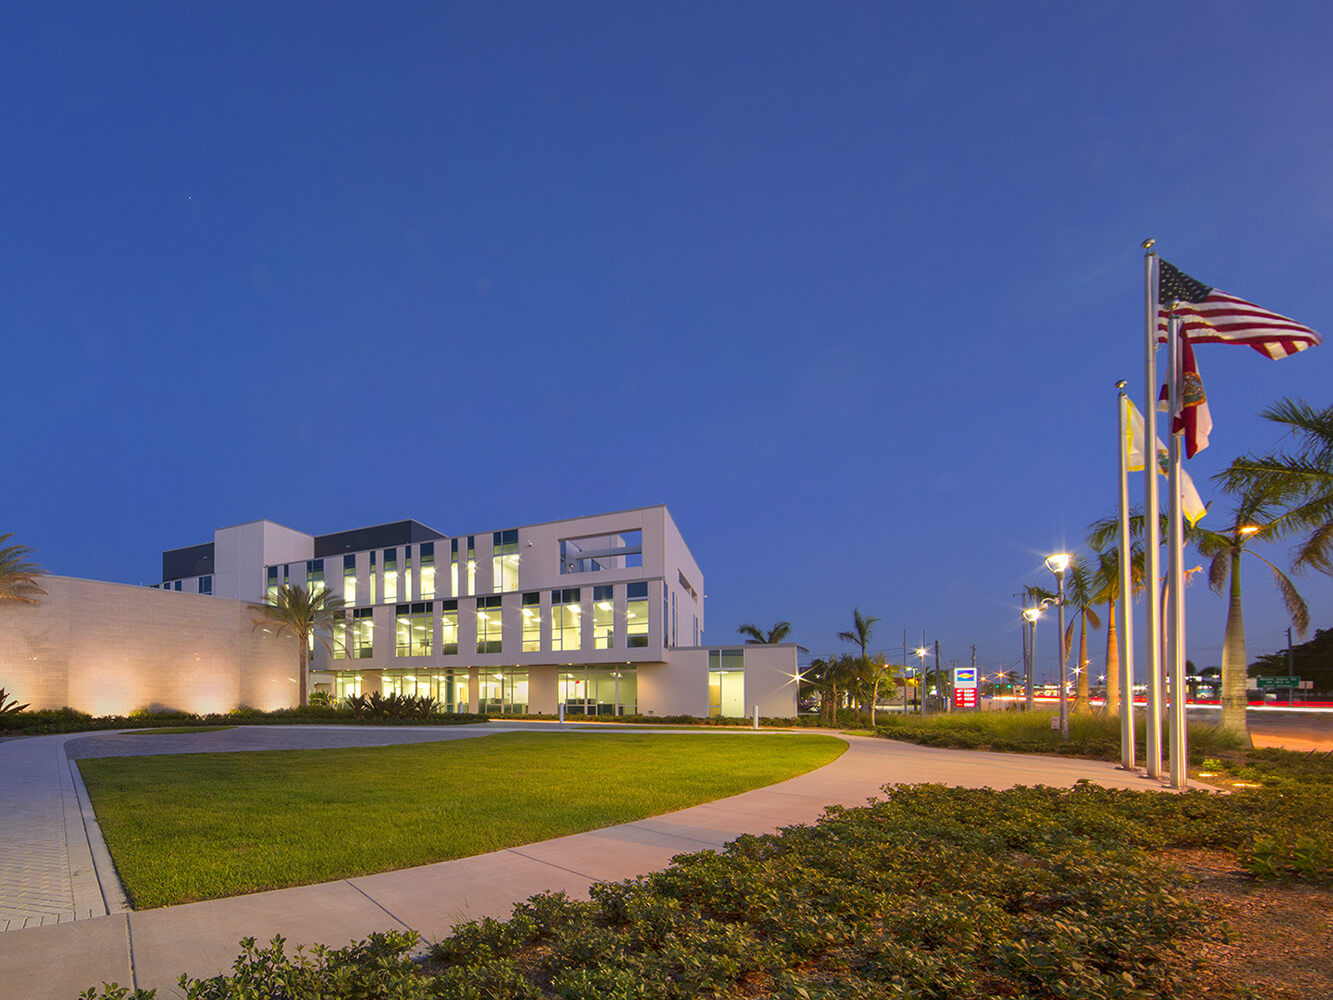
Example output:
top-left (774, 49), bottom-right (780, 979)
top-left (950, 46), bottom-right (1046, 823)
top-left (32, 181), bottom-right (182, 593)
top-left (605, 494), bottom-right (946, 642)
top-left (1125, 396), bottom-right (1207, 526)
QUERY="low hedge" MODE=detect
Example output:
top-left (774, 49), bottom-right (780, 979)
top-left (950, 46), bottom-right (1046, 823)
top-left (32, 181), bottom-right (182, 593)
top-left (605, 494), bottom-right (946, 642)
top-left (0, 705), bottom-right (490, 736)
top-left (79, 778), bottom-right (1333, 999)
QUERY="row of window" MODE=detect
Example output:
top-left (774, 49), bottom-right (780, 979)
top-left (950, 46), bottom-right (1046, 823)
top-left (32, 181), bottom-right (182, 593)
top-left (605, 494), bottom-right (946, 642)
top-left (330, 584), bottom-right (653, 660)
top-left (263, 527), bottom-right (648, 606)
top-left (330, 666), bottom-right (640, 717)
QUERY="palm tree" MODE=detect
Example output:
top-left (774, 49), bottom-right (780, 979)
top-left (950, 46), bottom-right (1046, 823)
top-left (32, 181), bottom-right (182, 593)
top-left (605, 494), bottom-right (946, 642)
top-left (1221, 398), bottom-right (1333, 574)
top-left (1062, 558), bottom-right (1100, 713)
top-left (1192, 492), bottom-right (1309, 744)
top-left (736, 621), bottom-right (793, 644)
top-left (837, 608), bottom-right (879, 661)
top-left (0, 533), bottom-right (45, 605)
top-left (1087, 544), bottom-right (1141, 718)
top-left (251, 583), bottom-right (347, 707)
top-left (862, 653), bottom-right (899, 727)
top-left (837, 608), bottom-right (881, 719)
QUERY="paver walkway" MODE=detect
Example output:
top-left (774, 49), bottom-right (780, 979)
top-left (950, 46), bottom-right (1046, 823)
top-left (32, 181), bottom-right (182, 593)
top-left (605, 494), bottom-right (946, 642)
top-left (0, 724), bottom-right (1189, 1000)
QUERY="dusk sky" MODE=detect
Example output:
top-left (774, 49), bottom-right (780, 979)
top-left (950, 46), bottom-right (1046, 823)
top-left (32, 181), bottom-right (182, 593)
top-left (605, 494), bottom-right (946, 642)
top-left (7, 3), bottom-right (1331, 684)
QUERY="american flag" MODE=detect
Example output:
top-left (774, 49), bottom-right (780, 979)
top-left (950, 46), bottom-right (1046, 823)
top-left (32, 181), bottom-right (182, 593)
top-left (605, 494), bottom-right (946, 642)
top-left (1156, 260), bottom-right (1321, 360)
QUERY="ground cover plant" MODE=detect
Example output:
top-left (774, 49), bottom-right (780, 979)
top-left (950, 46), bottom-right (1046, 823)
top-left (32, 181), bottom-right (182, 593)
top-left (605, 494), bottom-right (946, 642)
top-left (871, 708), bottom-right (1249, 762)
top-left (0, 703), bottom-right (491, 735)
top-left (78, 776), bottom-right (1333, 1000)
top-left (78, 732), bottom-right (844, 908)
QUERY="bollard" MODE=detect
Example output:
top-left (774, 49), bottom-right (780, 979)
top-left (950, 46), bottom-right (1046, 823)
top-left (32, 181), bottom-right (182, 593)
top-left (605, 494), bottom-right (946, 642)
top-left (753, 705), bottom-right (760, 730)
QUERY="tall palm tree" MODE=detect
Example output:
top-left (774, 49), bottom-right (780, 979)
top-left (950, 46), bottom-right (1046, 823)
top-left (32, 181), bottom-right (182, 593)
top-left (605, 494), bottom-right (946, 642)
top-left (862, 652), bottom-right (899, 727)
top-left (1221, 398), bottom-right (1333, 574)
top-left (1062, 558), bottom-right (1101, 713)
top-left (736, 621), bottom-right (793, 644)
top-left (251, 584), bottom-right (347, 707)
top-left (1087, 544), bottom-right (1142, 718)
top-left (1193, 492), bottom-right (1309, 744)
top-left (837, 608), bottom-right (880, 718)
top-left (0, 533), bottom-right (45, 605)
top-left (837, 608), bottom-right (879, 661)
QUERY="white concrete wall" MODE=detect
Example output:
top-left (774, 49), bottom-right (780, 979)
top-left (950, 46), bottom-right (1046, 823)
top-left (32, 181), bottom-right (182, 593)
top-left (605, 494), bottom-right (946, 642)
top-left (738, 644), bottom-right (800, 717)
top-left (213, 520), bottom-right (314, 601)
top-left (0, 576), bottom-right (297, 715)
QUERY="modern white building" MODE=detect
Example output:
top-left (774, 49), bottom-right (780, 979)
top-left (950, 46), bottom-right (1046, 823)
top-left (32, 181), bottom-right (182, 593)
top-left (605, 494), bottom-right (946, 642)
top-left (156, 505), bottom-right (799, 719)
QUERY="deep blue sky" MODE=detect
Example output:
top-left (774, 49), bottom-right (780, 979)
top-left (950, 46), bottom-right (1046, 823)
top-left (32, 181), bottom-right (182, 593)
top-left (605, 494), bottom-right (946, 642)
top-left (7, 3), bottom-right (1331, 683)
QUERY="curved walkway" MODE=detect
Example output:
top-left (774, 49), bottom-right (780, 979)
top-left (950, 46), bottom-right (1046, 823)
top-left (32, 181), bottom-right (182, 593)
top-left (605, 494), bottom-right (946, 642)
top-left (0, 724), bottom-right (1186, 999)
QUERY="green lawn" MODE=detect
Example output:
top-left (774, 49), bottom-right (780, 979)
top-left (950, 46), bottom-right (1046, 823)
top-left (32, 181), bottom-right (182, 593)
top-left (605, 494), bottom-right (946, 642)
top-left (78, 731), bottom-right (844, 909)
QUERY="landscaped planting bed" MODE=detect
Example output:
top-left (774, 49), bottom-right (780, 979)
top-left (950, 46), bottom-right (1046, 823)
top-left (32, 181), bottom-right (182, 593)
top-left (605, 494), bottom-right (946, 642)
top-left (81, 759), bottom-right (1333, 999)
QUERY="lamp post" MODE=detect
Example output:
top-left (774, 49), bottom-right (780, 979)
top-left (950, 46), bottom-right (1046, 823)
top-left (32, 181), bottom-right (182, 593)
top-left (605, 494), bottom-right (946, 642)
top-left (1022, 608), bottom-right (1040, 711)
top-left (1046, 552), bottom-right (1071, 739)
top-left (916, 646), bottom-right (930, 715)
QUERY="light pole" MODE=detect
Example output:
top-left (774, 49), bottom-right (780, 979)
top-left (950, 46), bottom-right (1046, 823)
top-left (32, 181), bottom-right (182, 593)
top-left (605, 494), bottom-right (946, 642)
top-left (1022, 608), bottom-right (1040, 711)
top-left (1046, 553), bottom-right (1071, 739)
top-left (916, 646), bottom-right (930, 715)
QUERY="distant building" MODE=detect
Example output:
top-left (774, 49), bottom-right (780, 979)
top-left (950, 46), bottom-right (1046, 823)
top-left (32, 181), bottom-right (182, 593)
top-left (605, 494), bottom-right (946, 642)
top-left (152, 505), bottom-right (797, 718)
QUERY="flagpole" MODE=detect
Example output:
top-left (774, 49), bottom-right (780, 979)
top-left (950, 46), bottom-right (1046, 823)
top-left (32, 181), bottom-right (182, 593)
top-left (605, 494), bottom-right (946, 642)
top-left (1166, 310), bottom-right (1189, 789)
top-left (1116, 381), bottom-right (1137, 772)
top-left (1142, 241), bottom-right (1163, 780)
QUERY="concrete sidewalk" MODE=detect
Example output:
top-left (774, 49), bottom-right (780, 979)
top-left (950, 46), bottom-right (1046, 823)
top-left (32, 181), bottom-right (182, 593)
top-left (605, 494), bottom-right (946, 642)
top-left (0, 727), bottom-right (1180, 1000)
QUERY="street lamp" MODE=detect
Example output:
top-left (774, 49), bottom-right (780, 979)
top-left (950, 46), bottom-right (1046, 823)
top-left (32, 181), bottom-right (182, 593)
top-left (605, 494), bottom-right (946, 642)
top-left (1046, 552), bottom-right (1071, 739)
top-left (916, 646), bottom-right (930, 715)
top-left (1021, 607), bottom-right (1040, 711)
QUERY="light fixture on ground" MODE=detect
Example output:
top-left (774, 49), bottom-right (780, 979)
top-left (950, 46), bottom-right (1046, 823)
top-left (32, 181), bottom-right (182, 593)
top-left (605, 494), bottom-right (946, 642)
top-left (1045, 552), bottom-right (1071, 739)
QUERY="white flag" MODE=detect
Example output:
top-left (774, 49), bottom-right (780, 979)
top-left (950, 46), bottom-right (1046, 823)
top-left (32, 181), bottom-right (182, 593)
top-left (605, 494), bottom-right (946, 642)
top-left (1125, 397), bottom-right (1207, 526)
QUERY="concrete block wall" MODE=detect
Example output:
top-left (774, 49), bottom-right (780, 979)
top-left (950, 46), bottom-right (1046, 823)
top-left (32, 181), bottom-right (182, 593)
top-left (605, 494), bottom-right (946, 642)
top-left (0, 576), bottom-right (297, 715)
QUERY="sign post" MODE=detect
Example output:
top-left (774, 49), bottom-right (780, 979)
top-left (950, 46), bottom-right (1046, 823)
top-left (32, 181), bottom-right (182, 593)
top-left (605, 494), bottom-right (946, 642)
top-left (953, 667), bottom-right (978, 710)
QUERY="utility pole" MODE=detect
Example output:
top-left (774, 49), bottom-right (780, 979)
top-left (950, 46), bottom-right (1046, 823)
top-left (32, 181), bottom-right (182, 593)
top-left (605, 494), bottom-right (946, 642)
top-left (1288, 627), bottom-right (1295, 707)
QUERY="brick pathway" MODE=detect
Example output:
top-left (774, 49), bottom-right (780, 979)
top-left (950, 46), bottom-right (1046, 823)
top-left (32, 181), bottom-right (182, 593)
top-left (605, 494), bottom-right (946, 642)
top-left (0, 734), bottom-right (106, 930)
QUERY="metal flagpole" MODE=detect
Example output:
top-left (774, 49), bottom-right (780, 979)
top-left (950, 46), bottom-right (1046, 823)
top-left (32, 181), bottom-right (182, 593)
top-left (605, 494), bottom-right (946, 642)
top-left (1166, 310), bottom-right (1189, 789)
top-left (1142, 241), bottom-right (1163, 779)
top-left (1116, 382), bottom-right (1137, 772)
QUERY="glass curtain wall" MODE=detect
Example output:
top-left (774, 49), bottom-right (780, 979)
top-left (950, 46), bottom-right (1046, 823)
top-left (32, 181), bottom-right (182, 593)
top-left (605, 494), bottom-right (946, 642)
top-left (479, 669), bottom-right (528, 715)
top-left (352, 608), bottom-right (374, 658)
top-left (559, 667), bottom-right (637, 716)
top-left (395, 603), bottom-right (433, 657)
top-left (476, 596), bottom-right (502, 653)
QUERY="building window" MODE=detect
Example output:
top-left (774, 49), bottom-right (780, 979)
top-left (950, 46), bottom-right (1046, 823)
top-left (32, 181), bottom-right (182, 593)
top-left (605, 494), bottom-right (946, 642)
top-left (467, 536), bottom-right (476, 596)
top-left (306, 559), bottom-right (325, 596)
top-left (405, 549), bottom-right (413, 601)
top-left (492, 529), bottom-right (518, 592)
top-left (476, 595), bottom-right (502, 654)
top-left (383, 549), bottom-right (398, 604)
top-left (334, 673), bottom-right (361, 702)
top-left (627, 582), bottom-right (648, 648)
top-left (396, 602), bottom-right (433, 657)
top-left (333, 615), bottom-right (348, 660)
top-left (352, 608), bottom-right (374, 659)
top-left (708, 649), bottom-right (745, 718)
top-left (441, 600), bottom-right (459, 655)
top-left (593, 585), bottom-right (614, 650)
top-left (522, 592), bottom-right (541, 652)
top-left (663, 586), bottom-right (669, 648)
top-left (369, 551), bottom-right (377, 605)
top-left (559, 529), bottom-right (643, 574)
top-left (450, 539), bottom-right (459, 597)
top-left (343, 555), bottom-right (356, 605)
top-left (420, 542), bottom-right (435, 599)
top-left (439, 669), bottom-right (468, 712)
top-left (672, 590), bottom-right (677, 647)
top-left (560, 667), bottom-right (636, 716)
top-left (174, 580), bottom-right (182, 591)
top-left (199, 575), bottom-right (213, 595)
top-left (552, 589), bottom-right (581, 652)
top-left (266, 566), bottom-right (279, 603)
top-left (479, 668), bottom-right (528, 715)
